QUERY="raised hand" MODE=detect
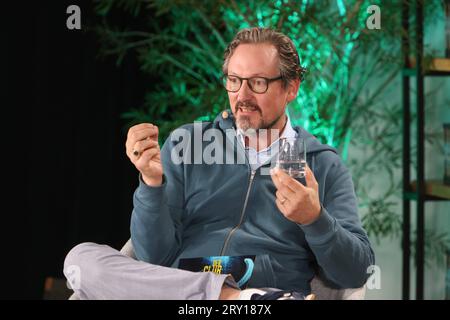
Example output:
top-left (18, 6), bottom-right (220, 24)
top-left (126, 123), bottom-right (163, 186)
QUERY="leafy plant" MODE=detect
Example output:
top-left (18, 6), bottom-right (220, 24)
top-left (412, 230), bottom-right (450, 268)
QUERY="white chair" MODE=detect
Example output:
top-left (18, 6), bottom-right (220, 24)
top-left (69, 239), bottom-right (365, 300)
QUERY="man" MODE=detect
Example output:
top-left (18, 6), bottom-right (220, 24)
top-left (65, 27), bottom-right (374, 300)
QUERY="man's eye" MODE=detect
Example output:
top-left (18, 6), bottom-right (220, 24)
top-left (228, 77), bottom-right (238, 83)
top-left (254, 79), bottom-right (265, 86)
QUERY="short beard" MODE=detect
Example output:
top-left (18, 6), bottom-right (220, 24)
top-left (236, 111), bottom-right (285, 134)
top-left (236, 115), bottom-right (260, 133)
top-left (235, 101), bottom-right (260, 132)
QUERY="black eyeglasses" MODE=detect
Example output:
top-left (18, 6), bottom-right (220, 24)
top-left (222, 74), bottom-right (283, 94)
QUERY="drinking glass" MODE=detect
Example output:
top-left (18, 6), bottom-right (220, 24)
top-left (276, 137), bottom-right (307, 178)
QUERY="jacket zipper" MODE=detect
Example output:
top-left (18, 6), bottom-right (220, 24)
top-left (220, 169), bottom-right (256, 256)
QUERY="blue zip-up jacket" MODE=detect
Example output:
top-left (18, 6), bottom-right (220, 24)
top-left (131, 111), bottom-right (375, 293)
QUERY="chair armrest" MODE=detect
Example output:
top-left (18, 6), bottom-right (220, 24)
top-left (120, 239), bottom-right (137, 259)
top-left (310, 276), bottom-right (366, 300)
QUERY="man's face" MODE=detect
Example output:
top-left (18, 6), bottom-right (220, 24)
top-left (226, 43), bottom-right (299, 133)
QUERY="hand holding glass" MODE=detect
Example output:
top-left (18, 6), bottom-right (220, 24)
top-left (276, 137), bottom-right (307, 178)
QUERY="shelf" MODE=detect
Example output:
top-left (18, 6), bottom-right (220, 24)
top-left (404, 57), bottom-right (450, 76)
top-left (402, 68), bottom-right (450, 77)
top-left (399, 0), bottom-right (448, 301)
top-left (404, 191), bottom-right (450, 201)
top-left (406, 180), bottom-right (450, 200)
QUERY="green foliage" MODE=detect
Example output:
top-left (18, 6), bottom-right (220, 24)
top-left (361, 198), bottom-right (403, 242)
top-left (92, 0), bottom-right (449, 265)
top-left (93, 0), bottom-right (405, 145)
top-left (412, 230), bottom-right (450, 268)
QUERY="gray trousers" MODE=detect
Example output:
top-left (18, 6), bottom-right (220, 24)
top-left (63, 242), bottom-right (237, 300)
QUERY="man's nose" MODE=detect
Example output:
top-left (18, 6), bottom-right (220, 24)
top-left (237, 79), bottom-right (254, 100)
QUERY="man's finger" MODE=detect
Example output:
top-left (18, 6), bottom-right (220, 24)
top-left (275, 198), bottom-right (287, 214)
top-left (270, 168), bottom-right (292, 192)
top-left (128, 127), bottom-right (159, 145)
top-left (272, 167), bottom-right (305, 193)
top-left (270, 168), bottom-right (282, 189)
top-left (275, 190), bottom-right (293, 203)
top-left (304, 164), bottom-right (318, 190)
top-left (127, 123), bottom-right (155, 138)
top-left (132, 139), bottom-right (159, 156)
top-left (138, 146), bottom-right (160, 164)
top-left (126, 133), bottom-right (155, 157)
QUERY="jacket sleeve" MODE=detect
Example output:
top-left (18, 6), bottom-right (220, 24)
top-left (299, 152), bottom-right (375, 288)
top-left (130, 134), bottom-right (185, 266)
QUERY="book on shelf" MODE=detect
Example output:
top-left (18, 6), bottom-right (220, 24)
top-left (410, 180), bottom-right (450, 199)
top-left (408, 57), bottom-right (450, 72)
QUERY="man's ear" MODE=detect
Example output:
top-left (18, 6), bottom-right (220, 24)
top-left (286, 79), bottom-right (300, 103)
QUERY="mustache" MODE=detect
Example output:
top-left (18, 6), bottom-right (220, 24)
top-left (235, 101), bottom-right (260, 112)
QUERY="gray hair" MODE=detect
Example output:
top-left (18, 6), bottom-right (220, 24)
top-left (222, 27), bottom-right (305, 88)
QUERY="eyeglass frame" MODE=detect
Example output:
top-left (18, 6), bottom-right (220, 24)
top-left (222, 74), bottom-right (283, 94)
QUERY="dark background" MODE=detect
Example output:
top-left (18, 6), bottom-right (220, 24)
top-left (2, 1), bottom-right (151, 298)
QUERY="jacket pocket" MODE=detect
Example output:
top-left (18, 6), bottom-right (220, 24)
top-left (246, 254), bottom-right (277, 289)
